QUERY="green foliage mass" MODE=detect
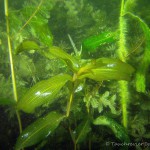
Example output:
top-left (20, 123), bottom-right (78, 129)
top-left (0, 0), bottom-right (150, 149)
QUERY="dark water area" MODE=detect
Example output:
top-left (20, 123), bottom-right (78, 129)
top-left (0, 0), bottom-right (150, 149)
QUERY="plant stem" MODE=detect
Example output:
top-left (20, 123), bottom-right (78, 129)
top-left (4, 0), bottom-right (23, 133)
top-left (119, 81), bottom-right (129, 128)
top-left (118, 0), bottom-right (129, 128)
top-left (118, 0), bottom-right (128, 61)
top-left (66, 74), bottom-right (77, 117)
top-left (4, 0), bottom-right (18, 103)
top-left (66, 90), bottom-right (74, 117)
top-left (16, 110), bottom-right (23, 133)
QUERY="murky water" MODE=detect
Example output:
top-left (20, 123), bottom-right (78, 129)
top-left (0, 0), bottom-right (150, 149)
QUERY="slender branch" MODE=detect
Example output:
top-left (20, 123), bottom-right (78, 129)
top-left (66, 90), bottom-right (74, 117)
top-left (68, 127), bottom-right (77, 150)
top-left (16, 110), bottom-right (23, 133)
top-left (4, 0), bottom-right (23, 135)
top-left (66, 73), bottom-right (77, 117)
top-left (126, 36), bottom-right (145, 57)
top-left (4, 0), bottom-right (18, 102)
top-left (118, 0), bottom-right (129, 128)
top-left (12, 0), bottom-right (44, 39)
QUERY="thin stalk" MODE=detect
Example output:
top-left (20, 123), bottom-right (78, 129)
top-left (16, 110), bottom-right (23, 133)
top-left (4, 0), bottom-right (23, 133)
top-left (66, 90), bottom-right (74, 117)
top-left (66, 74), bottom-right (77, 117)
top-left (118, 0), bottom-right (128, 61)
top-left (4, 0), bottom-right (18, 103)
top-left (12, 0), bottom-right (44, 39)
top-left (118, 0), bottom-right (129, 128)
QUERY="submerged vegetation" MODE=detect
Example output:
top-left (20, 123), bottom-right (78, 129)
top-left (0, 0), bottom-right (150, 149)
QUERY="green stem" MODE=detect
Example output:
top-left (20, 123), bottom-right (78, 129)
top-left (118, 0), bottom-right (128, 61)
top-left (66, 90), bottom-right (74, 117)
top-left (4, 0), bottom-right (23, 133)
top-left (16, 110), bottom-right (23, 133)
top-left (4, 0), bottom-right (18, 102)
top-left (66, 74), bottom-right (77, 117)
top-left (118, 81), bottom-right (129, 128)
top-left (69, 126), bottom-right (77, 150)
top-left (118, 0), bottom-right (129, 128)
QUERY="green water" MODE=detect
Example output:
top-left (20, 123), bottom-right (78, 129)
top-left (0, 0), bottom-right (150, 149)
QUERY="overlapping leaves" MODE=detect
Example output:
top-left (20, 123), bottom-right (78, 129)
top-left (77, 58), bottom-right (135, 81)
top-left (49, 46), bottom-right (80, 72)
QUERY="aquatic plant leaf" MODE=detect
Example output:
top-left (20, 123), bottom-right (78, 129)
top-left (15, 111), bottom-right (65, 150)
top-left (30, 23), bottom-right (53, 47)
top-left (0, 98), bottom-right (16, 106)
top-left (77, 58), bottom-right (134, 81)
top-left (17, 74), bottom-right (72, 113)
top-left (124, 0), bottom-right (137, 12)
top-left (15, 40), bottom-right (40, 54)
top-left (75, 119), bottom-right (91, 144)
top-left (98, 91), bottom-right (118, 114)
top-left (127, 13), bottom-right (150, 93)
top-left (82, 32), bottom-right (117, 52)
top-left (49, 46), bottom-right (79, 72)
top-left (93, 116), bottom-right (130, 143)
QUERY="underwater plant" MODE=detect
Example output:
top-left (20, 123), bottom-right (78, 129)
top-left (13, 39), bottom-right (134, 149)
top-left (0, 0), bottom-right (150, 149)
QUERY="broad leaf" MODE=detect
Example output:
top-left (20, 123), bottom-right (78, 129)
top-left (75, 119), bottom-right (91, 144)
top-left (82, 31), bottom-right (117, 52)
top-left (77, 58), bottom-right (134, 81)
top-left (15, 40), bottom-right (40, 54)
top-left (17, 74), bottom-right (72, 113)
top-left (93, 116), bottom-right (130, 143)
top-left (15, 111), bottom-right (65, 150)
top-left (15, 40), bottom-right (55, 59)
top-left (49, 46), bottom-right (79, 72)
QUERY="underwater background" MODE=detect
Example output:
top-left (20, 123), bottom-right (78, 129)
top-left (0, 0), bottom-right (150, 149)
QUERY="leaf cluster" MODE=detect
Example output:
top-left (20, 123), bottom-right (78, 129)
top-left (0, 0), bottom-right (150, 149)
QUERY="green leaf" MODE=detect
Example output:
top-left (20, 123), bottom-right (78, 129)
top-left (49, 46), bottom-right (79, 72)
top-left (15, 40), bottom-right (40, 55)
top-left (15, 111), bottom-right (65, 150)
top-left (0, 97), bottom-right (16, 106)
top-left (93, 116), bottom-right (130, 143)
top-left (126, 12), bottom-right (150, 93)
top-left (32, 23), bottom-right (53, 47)
top-left (82, 31), bottom-right (117, 52)
top-left (77, 58), bottom-right (134, 81)
top-left (75, 119), bottom-right (91, 144)
top-left (17, 74), bottom-right (72, 113)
